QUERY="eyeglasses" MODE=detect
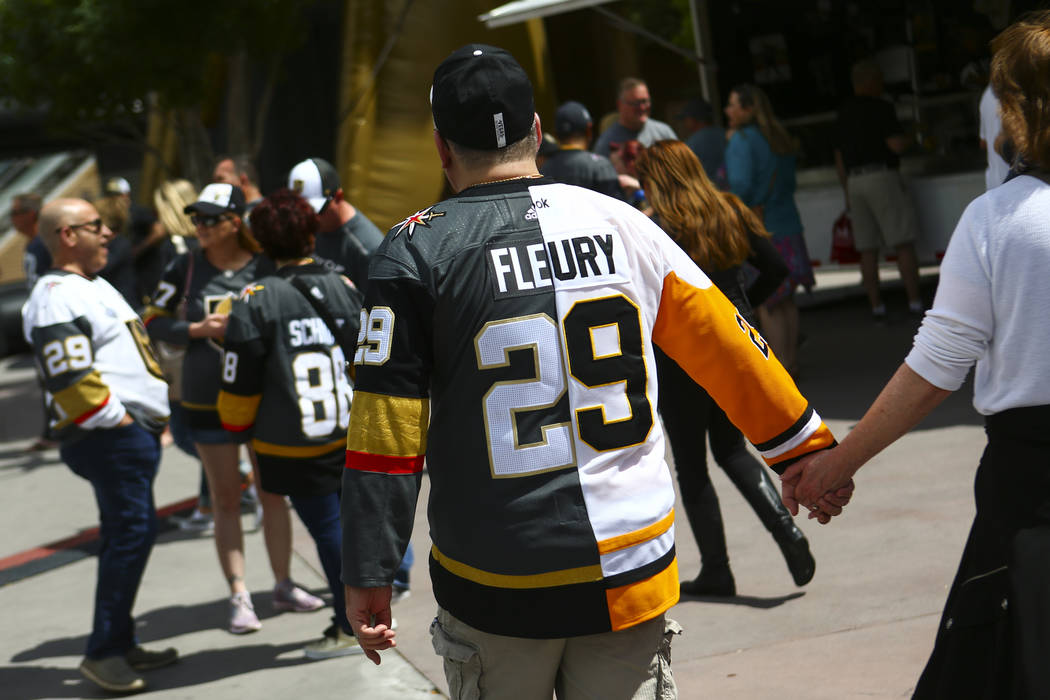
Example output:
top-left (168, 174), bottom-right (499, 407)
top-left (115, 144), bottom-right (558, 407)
top-left (623, 98), bottom-right (651, 107)
top-left (57, 218), bottom-right (104, 234)
top-left (190, 213), bottom-right (231, 228)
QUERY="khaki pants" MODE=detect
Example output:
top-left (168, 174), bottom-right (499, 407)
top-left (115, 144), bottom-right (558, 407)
top-left (848, 169), bottom-right (919, 251)
top-left (430, 607), bottom-right (681, 700)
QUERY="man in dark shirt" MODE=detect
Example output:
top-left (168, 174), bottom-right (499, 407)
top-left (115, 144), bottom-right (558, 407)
top-left (540, 101), bottom-right (624, 200)
top-left (834, 60), bottom-right (923, 320)
top-left (287, 157), bottom-right (384, 292)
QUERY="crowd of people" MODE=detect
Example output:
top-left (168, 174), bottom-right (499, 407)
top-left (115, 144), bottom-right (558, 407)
top-left (13, 8), bottom-right (1049, 699)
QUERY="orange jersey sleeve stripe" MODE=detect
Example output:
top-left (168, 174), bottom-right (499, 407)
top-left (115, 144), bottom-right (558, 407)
top-left (597, 509), bottom-right (674, 555)
top-left (652, 271), bottom-right (832, 453)
top-left (345, 450), bottom-right (424, 474)
top-left (605, 557), bottom-right (679, 631)
top-left (345, 391), bottom-right (429, 457)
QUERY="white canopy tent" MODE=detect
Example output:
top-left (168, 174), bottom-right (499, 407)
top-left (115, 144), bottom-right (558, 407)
top-left (478, 0), bottom-right (716, 104)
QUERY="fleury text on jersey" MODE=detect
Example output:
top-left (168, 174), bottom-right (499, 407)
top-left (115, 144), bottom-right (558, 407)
top-left (341, 181), bottom-right (835, 639)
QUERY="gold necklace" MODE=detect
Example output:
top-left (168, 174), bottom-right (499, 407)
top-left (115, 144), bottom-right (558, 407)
top-left (482, 173), bottom-right (543, 185)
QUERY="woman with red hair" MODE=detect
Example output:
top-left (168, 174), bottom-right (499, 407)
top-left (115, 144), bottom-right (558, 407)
top-left (218, 189), bottom-right (365, 659)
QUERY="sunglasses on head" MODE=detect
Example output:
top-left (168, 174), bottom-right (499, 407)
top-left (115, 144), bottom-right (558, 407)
top-left (190, 213), bottom-right (231, 227)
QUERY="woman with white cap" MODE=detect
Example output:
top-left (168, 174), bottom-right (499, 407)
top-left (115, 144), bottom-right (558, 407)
top-left (144, 183), bottom-right (324, 634)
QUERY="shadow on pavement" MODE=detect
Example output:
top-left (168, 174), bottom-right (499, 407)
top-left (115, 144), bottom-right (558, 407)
top-left (10, 591), bottom-right (332, 666)
top-left (0, 449), bottom-right (63, 474)
top-left (0, 377), bottom-right (46, 445)
top-left (1, 641), bottom-right (313, 700)
top-left (677, 591), bottom-right (805, 608)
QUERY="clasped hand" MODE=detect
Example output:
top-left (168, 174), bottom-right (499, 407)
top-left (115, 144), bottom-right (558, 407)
top-left (779, 448), bottom-right (858, 524)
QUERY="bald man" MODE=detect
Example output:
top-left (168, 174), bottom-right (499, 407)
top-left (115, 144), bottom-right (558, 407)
top-left (23, 199), bottom-right (176, 693)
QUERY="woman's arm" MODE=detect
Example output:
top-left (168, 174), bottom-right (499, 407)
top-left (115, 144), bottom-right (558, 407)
top-left (785, 363), bottom-right (952, 509)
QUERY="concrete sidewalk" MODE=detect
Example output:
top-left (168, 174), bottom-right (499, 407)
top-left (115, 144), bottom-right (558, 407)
top-left (0, 277), bottom-right (985, 699)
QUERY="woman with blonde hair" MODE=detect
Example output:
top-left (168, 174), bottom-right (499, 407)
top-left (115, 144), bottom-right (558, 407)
top-left (153, 180), bottom-right (198, 244)
top-left (636, 139), bottom-right (817, 596)
top-left (145, 183), bottom-right (324, 633)
top-left (724, 83), bottom-right (813, 378)
top-left (150, 179), bottom-right (212, 524)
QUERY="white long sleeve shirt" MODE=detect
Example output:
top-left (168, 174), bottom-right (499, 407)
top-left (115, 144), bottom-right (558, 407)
top-left (979, 86), bottom-right (1011, 191)
top-left (906, 174), bottom-right (1050, 414)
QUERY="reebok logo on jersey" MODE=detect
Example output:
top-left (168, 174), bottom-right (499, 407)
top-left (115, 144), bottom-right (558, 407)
top-left (487, 230), bottom-right (625, 298)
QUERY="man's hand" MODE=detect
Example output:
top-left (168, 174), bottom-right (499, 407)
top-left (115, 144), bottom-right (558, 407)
top-left (345, 585), bottom-right (396, 665)
top-left (781, 448), bottom-right (859, 524)
top-left (189, 313), bottom-right (228, 339)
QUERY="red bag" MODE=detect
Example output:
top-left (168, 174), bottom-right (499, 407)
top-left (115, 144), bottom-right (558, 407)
top-left (830, 210), bottom-right (860, 264)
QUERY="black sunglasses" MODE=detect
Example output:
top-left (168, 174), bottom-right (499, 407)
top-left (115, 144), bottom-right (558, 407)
top-left (190, 213), bottom-right (232, 228)
top-left (57, 218), bottom-right (104, 234)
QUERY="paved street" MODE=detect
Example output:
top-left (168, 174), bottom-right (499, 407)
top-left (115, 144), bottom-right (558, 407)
top-left (0, 275), bottom-right (984, 699)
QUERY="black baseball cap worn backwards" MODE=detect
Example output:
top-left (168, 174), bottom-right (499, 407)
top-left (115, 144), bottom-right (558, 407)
top-left (431, 44), bottom-right (535, 151)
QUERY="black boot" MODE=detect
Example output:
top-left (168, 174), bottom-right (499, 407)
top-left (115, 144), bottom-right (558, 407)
top-left (678, 484), bottom-right (736, 596)
top-left (718, 447), bottom-right (816, 587)
top-left (680, 564), bottom-right (736, 597)
top-left (772, 522), bottom-right (815, 587)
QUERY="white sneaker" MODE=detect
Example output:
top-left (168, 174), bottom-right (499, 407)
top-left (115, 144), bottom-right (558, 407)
top-left (229, 592), bottom-right (262, 634)
top-left (174, 508), bottom-right (213, 534)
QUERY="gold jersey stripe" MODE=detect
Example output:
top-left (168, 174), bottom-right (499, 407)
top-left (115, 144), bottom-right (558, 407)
top-left (53, 371), bottom-right (110, 425)
top-left (252, 438), bottom-right (346, 458)
top-left (597, 509), bottom-right (675, 555)
top-left (141, 305), bottom-right (171, 323)
top-left (346, 391), bottom-right (429, 457)
top-left (216, 391), bottom-right (261, 430)
top-left (432, 545), bottom-right (604, 589)
top-left (179, 400), bottom-right (217, 410)
top-left (606, 557), bottom-right (679, 631)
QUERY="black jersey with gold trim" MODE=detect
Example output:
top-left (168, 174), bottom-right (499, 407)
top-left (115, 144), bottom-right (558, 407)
top-left (143, 250), bottom-right (273, 428)
top-left (342, 178), bottom-right (835, 638)
top-left (218, 262), bottom-right (362, 496)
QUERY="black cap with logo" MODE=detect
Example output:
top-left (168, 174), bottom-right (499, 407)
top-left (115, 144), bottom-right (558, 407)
top-left (430, 44), bottom-right (535, 151)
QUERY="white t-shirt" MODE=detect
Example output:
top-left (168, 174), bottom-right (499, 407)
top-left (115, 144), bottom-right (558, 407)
top-left (979, 85), bottom-right (1010, 191)
top-left (906, 174), bottom-right (1050, 414)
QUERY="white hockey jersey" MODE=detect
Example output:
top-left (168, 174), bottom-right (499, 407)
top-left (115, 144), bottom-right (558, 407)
top-left (23, 271), bottom-right (169, 437)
